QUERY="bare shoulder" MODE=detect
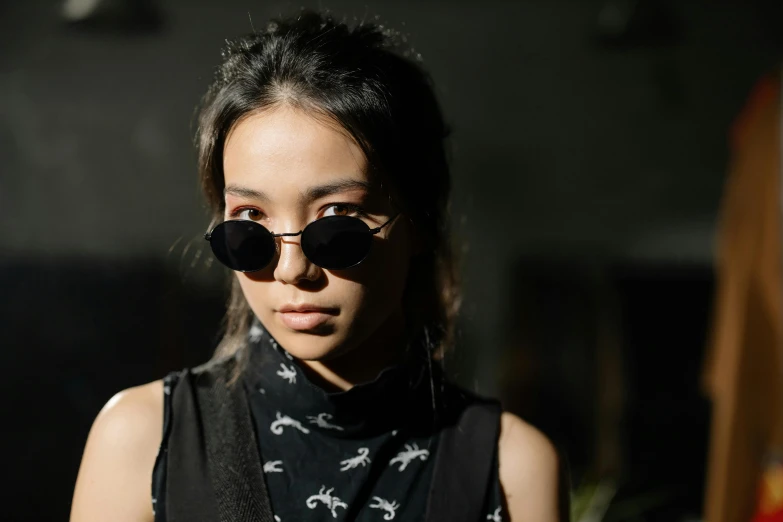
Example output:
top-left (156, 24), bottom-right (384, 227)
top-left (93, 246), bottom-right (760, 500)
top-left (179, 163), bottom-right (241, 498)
top-left (70, 380), bottom-right (165, 522)
top-left (498, 411), bottom-right (567, 522)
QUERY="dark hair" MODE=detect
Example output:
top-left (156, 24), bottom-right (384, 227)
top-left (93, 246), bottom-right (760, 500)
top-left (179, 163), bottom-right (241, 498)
top-left (197, 10), bottom-right (459, 363)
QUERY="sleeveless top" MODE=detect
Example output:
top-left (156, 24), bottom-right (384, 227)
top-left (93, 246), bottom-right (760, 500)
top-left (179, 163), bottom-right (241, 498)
top-left (151, 322), bottom-right (507, 521)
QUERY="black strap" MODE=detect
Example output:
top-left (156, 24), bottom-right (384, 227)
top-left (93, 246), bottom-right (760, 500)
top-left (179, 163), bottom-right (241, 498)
top-left (167, 358), bottom-right (275, 522)
top-left (166, 369), bottom-right (219, 522)
top-left (425, 399), bottom-right (502, 522)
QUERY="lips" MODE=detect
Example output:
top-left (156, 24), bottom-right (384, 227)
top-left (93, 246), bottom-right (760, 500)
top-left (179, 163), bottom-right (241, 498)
top-left (278, 303), bottom-right (338, 314)
top-left (277, 304), bottom-right (338, 331)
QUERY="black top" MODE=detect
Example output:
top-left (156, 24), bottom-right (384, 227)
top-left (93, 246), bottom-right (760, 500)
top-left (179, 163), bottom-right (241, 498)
top-left (152, 322), bottom-right (506, 521)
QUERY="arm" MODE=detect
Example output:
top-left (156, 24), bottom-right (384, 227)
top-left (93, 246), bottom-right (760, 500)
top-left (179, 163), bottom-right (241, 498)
top-left (70, 380), bottom-right (164, 522)
top-left (498, 412), bottom-right (569, 522)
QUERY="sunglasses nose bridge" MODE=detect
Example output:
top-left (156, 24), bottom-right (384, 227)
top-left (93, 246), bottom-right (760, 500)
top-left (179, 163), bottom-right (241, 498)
top-left (274, 232), bottom-right (321, 283)
top-left (271, 229), bottom-right (304, 238)
top-left (271, 229), bottom-right (305, 259)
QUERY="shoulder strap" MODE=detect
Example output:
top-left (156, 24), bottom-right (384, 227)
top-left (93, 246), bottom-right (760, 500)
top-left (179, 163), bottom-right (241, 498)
top-left (425, 398), bottom-right (502, 522)
top-left (166, 369), bottom-right (219, 522)
top-left (194, 358), bottom-right (275, 522)
top-left (166, 358), bottom-right (275, 522)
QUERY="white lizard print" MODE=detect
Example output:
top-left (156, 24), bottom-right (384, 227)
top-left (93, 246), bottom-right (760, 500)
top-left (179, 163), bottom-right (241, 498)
top-left (268, 334), bottom-right (292, 360)
top-left (270, 412), bottom-right (311, 435)
top-left (274, 516), bottom-right (281, 522)
top-left (258, 387), bottom-right (266, 394)
top-left (305, 486), bottom-right (348, 518)
top-left (249, 323), bottom-right (264, 343)
top-left (307, 412), bottom-right (344, 431)
top-left (389, 442), bottom-right (430, 471)
top-left (369, 496), bottom-right (400, 520)
top-left (339, 447), bottom-right (371, 471)
top-left (487, 506), bottom-right (502, 522)
top-left (263, 460), bottom-right (283, 473)
top-left (276, 363), bottom-right (297, 384)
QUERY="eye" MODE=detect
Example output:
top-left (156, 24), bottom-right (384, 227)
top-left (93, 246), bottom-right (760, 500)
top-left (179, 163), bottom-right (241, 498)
top-left (322, 203), bottom-right (366, 218)
top-left (230, 207), bottom-right (263, 221)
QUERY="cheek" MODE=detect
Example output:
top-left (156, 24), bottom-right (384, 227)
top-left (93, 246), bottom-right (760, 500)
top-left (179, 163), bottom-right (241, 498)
top-left (343, 232), bottom-right (412, 317)
top-left (235, 274), bottom-right (271, 316)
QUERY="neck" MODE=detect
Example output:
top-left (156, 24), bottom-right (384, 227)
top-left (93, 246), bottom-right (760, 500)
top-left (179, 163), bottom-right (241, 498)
top-left (298, 308), bottom-right (408, 392)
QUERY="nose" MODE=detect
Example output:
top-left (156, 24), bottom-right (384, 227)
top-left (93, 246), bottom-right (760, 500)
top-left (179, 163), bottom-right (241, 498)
top-left (273, 234), bottom-right (321, 284)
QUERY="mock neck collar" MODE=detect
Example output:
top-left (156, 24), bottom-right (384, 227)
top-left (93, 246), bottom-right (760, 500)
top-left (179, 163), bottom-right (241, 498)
top-left (242, 319), bottom-right (438, 438)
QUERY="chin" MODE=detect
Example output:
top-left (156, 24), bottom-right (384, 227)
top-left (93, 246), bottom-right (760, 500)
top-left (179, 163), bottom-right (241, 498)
top-left (264, 322), bottom-right (351, 361)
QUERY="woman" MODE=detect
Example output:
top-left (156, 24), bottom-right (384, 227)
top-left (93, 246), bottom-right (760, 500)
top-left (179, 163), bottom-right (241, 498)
top-left (70, 11), bottom-right (563, 522)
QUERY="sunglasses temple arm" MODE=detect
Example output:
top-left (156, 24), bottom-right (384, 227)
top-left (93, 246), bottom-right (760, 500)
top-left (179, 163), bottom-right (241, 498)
top-left (369, 213), bottom-right (400, 234)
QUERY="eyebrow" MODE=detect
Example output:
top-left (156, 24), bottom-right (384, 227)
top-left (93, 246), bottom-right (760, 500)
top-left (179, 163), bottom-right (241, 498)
top-left (224, 179), bottom-right (373, 204)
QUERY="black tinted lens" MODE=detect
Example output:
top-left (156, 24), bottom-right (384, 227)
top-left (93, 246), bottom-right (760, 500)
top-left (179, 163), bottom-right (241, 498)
top-left (301, 216), bottom-right (372, 269)
top-left (208, 220), bottom-right (275, 272)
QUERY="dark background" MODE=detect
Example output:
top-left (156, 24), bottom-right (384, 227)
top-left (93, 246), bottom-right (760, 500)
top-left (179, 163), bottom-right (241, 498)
top-left (1, 0), bottom-right (780, 520)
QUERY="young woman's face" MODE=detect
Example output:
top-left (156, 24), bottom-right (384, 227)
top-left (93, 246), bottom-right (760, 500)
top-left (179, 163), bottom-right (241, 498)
top-left (222, 106), bottom-right (414, 361)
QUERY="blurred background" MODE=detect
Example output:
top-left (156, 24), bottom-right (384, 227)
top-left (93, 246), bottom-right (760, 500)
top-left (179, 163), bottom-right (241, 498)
top-left (2, 0), bottom-right (781, 520)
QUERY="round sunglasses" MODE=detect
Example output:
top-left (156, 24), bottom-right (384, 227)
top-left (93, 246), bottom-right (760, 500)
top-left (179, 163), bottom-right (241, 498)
top-left (204, 213), bottom-right (399, 272)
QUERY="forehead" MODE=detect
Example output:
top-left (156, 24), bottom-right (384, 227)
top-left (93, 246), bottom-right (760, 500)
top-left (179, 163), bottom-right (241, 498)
top-left (223, 106), bottom-right (369, 195)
